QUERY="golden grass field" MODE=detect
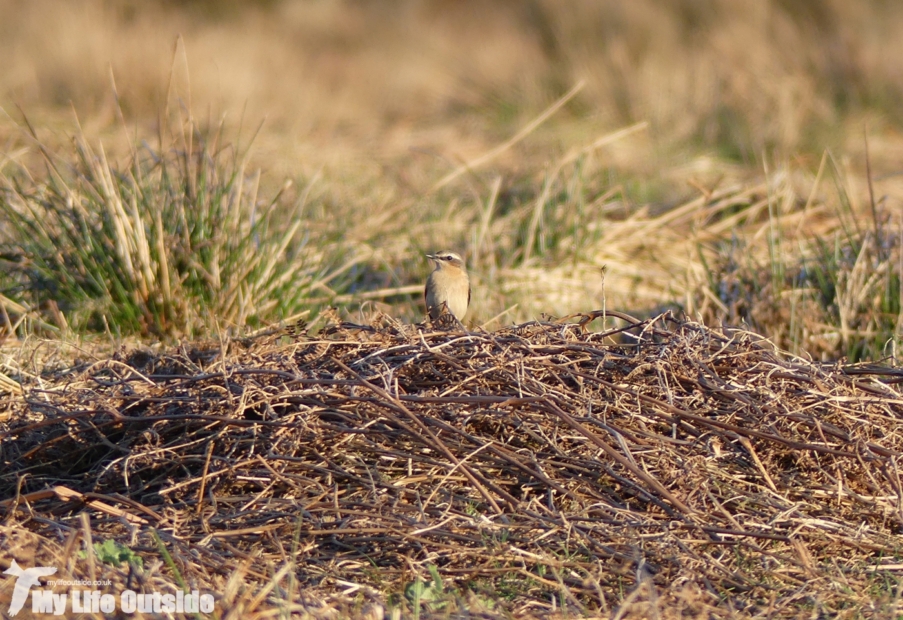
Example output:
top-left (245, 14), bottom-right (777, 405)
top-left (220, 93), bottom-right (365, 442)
top-left (4, 1), bottom-right (903, 617)
top-left (0, 1), bottom-right (900, 312)
top-left (4, 0), bottom-right (903, 350)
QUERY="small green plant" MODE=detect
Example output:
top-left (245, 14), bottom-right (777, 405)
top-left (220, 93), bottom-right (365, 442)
top-left (405, 565), bottom-right (449, 617)
top-left (79, 539), bottom-right (143, 568)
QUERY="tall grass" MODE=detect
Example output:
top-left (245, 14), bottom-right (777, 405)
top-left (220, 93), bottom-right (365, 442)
top-left (0, 117), bottom-right (329, 338)
top-left (3, 0), bottom-right (903, 359)
top-left (2, 101), bottom-right (901, 366)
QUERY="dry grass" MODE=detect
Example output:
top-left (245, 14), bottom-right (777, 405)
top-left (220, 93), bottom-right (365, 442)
top-left (5, 106), bottom-right (901, 352)
top-left (3, 313), bottom-right (903, 617)
top-left (4, 0), bottom-right (903, 161)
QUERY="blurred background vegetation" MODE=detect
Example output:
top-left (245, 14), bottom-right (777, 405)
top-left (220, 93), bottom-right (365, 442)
top-left (2, 0), bottom-right (903, 360)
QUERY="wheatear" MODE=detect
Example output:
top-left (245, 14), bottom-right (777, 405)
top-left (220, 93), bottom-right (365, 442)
top-left (425, 251), bottom-right (470, 322)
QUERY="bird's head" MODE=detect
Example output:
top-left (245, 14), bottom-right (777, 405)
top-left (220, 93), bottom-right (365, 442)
top-left (426, 251), bottom-right (466, 271)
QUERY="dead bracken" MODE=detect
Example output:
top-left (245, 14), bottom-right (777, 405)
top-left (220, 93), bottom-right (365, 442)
top-left (3, 311), bottom-right (903, 617)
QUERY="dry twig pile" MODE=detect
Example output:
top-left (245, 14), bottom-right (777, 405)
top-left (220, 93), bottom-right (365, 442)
top-left (2, 312), bottom-right (903, 617)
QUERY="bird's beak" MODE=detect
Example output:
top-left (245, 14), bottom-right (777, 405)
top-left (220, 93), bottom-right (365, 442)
top-left (425, 254), bottom-right (436, 260)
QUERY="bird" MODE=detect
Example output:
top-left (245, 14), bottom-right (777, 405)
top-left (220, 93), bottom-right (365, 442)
top-left (424, 251), bottom-right (470, 322)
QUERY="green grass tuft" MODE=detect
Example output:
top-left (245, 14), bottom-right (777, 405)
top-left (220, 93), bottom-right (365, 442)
top-left (0, 119), bottom-right (325, 338)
